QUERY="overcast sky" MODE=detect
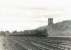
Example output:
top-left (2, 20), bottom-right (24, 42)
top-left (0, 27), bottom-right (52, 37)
top-left (0, 0), bottom-right (70, 32)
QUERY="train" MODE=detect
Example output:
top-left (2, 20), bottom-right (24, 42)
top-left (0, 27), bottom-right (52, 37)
top-left (9, 28), bottom-right (48, 37)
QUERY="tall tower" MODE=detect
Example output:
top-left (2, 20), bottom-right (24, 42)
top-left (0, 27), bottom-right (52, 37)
top-left (48, 18), bottom-right (53, 25)
top-left (47, 18), bottom-right (53, 37)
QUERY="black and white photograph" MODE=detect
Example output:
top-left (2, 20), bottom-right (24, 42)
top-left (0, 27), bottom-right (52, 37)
top-left (0, 0), bottom-right (71, 50)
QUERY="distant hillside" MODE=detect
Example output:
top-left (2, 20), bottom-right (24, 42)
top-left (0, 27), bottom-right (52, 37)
top-left (52, 20), bottom-right (71, 37)
top-left (35, 20), bottom-right (71, 37)
top-left (36, 25), bottom-right (48, 31)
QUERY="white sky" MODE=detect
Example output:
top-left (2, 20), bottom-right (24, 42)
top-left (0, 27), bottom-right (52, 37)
top-left (0, 0), bottom-right (70, 32)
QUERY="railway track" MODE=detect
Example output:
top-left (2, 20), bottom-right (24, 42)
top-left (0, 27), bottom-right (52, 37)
top-left (6, 36), bottom-right (71, 50)
top-left (7, 36), bottom-right (46, 50)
